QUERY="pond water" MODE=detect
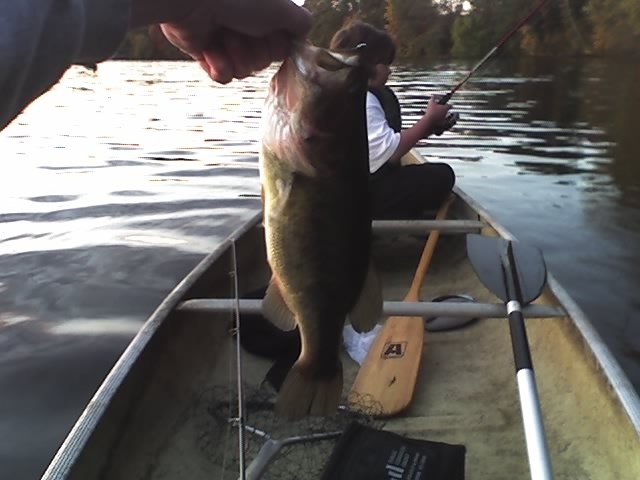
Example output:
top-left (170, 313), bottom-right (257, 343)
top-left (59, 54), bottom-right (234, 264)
top-left (1, 57), bottom-right (638, 478)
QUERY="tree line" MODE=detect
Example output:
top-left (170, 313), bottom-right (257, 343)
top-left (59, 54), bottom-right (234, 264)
top-left (114, 0), bottom-right (640, 60)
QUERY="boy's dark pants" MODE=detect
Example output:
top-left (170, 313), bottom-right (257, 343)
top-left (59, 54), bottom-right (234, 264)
top-left (369, 162), bottom-right (455, 219)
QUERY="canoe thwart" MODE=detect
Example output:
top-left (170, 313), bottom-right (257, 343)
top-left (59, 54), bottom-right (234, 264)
top-left (259, 220), bottom-right (486, 234)
top-left (371, 219), bottom-right (486, 233)
top-left (177, 299), bottom-right (566, 319)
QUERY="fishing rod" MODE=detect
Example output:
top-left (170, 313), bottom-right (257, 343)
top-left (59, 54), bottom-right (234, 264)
top-left (437, 0), bottom-right (552, 105)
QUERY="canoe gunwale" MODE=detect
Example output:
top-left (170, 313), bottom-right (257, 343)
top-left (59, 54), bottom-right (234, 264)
top-left (40, 211), bottom-right (264, 480)
top-left (451, 178), bottom-right (640, 437)
top-left (42, 148), bottom-right (640, 478)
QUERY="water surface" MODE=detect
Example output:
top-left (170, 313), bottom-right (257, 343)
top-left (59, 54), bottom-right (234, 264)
top-left (1, 58), bottom-right (639, 478)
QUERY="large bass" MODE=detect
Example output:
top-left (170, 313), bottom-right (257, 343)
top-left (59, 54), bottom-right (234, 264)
top-left (259, 41), bottom-right (383, 419)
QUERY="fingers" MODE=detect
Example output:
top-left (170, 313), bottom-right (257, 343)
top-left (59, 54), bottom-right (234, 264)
top-left (428, 95), bottom-right (451, 111)
top-left (216, 0), bottom-right (312, 39)
top-left (201, 30), bottom-right (291, 84)
top-left (280, 0), bottom-right (312, 38)
top-left (224, 33), bottom-right (260, 80)
top-left (201, 48), bottom-right (233, 84)
top-left (160, 0), bottom-right (312, 85)
top-left (429, 109), bottom-right (459, 137)
top-left (265, 31), bottom-right (290, 63)
top-left (440, 112), bottom-right (460, 133)
top-left (238, 0), bottom-right (312, 38)
top-left (426, 98), bottom-right (451, 125)
top-left (267, 0), bottom-right (312, 38)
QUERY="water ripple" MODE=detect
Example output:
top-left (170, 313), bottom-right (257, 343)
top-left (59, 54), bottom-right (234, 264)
top-left (0, 58), bottom-right (639, 479)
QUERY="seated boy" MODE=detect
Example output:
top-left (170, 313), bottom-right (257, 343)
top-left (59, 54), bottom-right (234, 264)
top-left (330, 21), bottom-right (458, 219)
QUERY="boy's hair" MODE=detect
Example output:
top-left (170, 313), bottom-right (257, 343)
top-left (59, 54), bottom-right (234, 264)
top-left (329, 21), bottom-right (396, 78)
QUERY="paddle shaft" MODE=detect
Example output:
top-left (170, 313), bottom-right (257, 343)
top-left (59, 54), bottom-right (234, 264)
top-left (347, 194), bottom-right (456, 416)
top-left (501, 243), bottom-right (554, 480)
top-left (405, 194), bottom-right (456, 301)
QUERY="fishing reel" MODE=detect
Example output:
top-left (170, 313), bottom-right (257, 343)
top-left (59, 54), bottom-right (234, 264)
top-left (427, 93), bottom-right (459, 137)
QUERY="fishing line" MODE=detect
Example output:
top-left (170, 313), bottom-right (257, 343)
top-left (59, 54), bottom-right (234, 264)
top-left (220, 262), bottom-right (237, 480)
top-left (438, 0), bottom-right (554, 105)
top-left (231, 238), bottom-right (247, 479)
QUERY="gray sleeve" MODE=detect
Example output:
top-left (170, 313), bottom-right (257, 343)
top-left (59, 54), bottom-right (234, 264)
top-left (1, 0), bottom-right (132, 131)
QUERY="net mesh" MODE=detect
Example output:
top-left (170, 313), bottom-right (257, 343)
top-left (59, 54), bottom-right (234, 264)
top-left (194, 381), bottom-right (386, 480)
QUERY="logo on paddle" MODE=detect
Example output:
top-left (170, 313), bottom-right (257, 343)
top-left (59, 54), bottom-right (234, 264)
top-left (381, 342), bottom-right (407, 359)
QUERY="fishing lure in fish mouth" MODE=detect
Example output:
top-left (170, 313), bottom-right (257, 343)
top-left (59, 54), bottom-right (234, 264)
top-left (288, 40), bottom-right (367, 74)
top-left (281, 41), bottom-right (368, 96)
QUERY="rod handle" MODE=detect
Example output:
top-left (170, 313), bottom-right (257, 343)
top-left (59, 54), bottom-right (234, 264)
top-left (431, 93), bottom-right (455, 136)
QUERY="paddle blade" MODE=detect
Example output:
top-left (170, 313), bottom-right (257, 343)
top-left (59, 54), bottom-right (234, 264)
top-left (466, 234), bottom-right (547, 305)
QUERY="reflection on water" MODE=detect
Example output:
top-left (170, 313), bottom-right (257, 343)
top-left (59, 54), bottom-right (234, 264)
top-left (0, 58), bottom-right (639, 478)
top-left (394, 57), bottom-right (640, 388)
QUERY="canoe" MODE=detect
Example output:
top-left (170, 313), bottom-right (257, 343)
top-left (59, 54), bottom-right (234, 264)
top-left (42, 149), bottom-right (640, 480)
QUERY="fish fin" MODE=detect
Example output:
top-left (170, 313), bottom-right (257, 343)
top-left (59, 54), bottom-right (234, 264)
top-left (348, 260), bottom-right (383, 333)
top-left (275, 361), bottom-right (343, 419)
top-left (262, 278), bottom-right (297, 331)
top-left (261, 119), bottom-right (317, 178)
top-left (267, 177), bottom-right (294, 221)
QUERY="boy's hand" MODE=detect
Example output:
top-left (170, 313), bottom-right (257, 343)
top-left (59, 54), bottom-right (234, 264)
top-left (424, 95), bottom-right (459, 136)
top-left (432, 111), bottom-right (459, 136)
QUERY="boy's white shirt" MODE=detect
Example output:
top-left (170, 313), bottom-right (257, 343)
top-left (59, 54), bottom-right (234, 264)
top-left (366, 91), bottom-right (401, 174)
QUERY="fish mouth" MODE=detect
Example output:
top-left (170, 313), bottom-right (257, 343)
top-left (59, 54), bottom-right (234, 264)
top-left (288, 41), bottom-right (366, 79)
top-left (268, 40), bottom-right (368, 124)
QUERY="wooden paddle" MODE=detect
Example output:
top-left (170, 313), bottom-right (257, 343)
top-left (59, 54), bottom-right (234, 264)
top-left (349, 194), bottom-right (456, 417)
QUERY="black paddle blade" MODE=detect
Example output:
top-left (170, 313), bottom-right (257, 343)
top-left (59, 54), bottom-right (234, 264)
top-left (466, 234), bottom-right (547, 305)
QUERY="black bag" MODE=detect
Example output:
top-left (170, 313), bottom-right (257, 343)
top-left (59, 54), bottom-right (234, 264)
top-left (320, 422), bottom-right (466, 480)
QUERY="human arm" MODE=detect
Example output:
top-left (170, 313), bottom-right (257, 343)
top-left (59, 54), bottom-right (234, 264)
top-left (367, 94), bottom-right (457, 171)
top-left (0, 0), bottom-right (130, 131)
top-left (386, 95), bottom-right (456, 164)
top-left (1, 0), bottom-right (312, 132)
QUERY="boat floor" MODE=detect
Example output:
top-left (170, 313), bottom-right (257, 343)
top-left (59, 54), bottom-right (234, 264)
top-left (98, 234), bottom-right (639, 480)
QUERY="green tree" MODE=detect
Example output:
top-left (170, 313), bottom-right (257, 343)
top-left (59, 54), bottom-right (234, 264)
top-left (518, 0), bottom-right (589, 55)
top-left (111, 0), bottom-right (640, 61)
top-left (386, 0), bottom-right (445, 59)
top-left (304, 0), bottom-right (356, 47)
top-left (451, 0), bottom-right (530, 58)
top-left (352, 0), bottom-right (386, 28)
top-left (585, 0), bottom-right (640, 55)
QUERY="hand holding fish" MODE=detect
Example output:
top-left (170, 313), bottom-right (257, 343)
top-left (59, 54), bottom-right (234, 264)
top-left (1, 0), bottom-right (312, 132)
top-left (134, 0), bottom-right (313, 84)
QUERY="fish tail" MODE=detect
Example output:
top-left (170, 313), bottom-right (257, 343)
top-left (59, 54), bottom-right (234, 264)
top-left (275, 360), bottom-right (343, 419)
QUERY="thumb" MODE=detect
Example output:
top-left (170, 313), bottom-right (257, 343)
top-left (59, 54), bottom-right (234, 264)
top-left (272, 1), bottom-right (312, 38)
top-left (218, 0), bottom-right (312, 38)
